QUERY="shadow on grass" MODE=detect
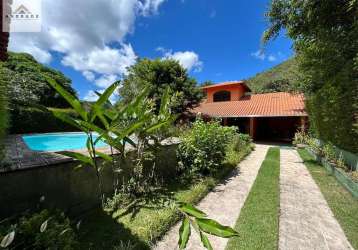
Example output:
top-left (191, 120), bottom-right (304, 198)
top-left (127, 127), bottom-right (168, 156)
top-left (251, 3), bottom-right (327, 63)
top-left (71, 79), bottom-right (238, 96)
top-left (113, 191), bottom-right (175, 221)
top-left (77, 155), bottom-right (247, 249)
top-left (78, 208), bottom-right (150, 250)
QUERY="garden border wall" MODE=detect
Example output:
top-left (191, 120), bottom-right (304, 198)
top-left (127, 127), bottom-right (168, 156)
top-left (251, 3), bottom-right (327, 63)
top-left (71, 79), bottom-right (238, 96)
top-left (306, 147), bottom-right (358, 199)
top-left (0, 143), bottom-right (179, 219)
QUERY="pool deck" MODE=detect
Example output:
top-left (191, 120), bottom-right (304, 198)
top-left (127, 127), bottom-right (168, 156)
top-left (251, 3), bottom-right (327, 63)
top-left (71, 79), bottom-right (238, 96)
top-left (1, 134), bottom-right (117, 173)
top-left (1, 134), bottom-right (179, 173)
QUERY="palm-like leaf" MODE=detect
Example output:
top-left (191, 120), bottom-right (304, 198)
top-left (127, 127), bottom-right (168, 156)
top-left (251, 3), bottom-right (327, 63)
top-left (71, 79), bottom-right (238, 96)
top-left (178, 217), bottom-right (191, 249)
top-left (90, 81), bottom-right (119, 122)
top-left (59, 151), bottom-right (95, 167)
top-left (46, 77), bottom-right (88, 121)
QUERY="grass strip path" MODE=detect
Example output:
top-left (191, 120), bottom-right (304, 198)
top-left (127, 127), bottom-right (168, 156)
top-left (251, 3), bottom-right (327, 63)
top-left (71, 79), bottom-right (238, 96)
top-left (226, 147), bottom-right (280, 250)
top-left (298, 148), bottom-right (358, 249)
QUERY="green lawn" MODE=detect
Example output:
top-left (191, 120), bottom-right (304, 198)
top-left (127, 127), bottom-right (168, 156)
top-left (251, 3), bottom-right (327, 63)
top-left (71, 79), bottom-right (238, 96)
top-left (79, 145), bottom-right (252, 249)
top-left (297, 148), bottom-right (358, 249)
top-left (226, 147), bottom-right (280, 250)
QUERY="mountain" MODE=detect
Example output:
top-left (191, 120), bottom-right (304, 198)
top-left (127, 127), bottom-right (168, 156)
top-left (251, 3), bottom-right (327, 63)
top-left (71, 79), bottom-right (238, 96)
top-left (246, 58), bottom-right (302, 93)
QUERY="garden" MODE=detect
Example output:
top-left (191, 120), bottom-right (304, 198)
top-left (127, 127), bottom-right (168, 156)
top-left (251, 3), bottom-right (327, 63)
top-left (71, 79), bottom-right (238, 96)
top-left (1, 0), bottom-right (358, 249)
top-left (0, 59), bottom-right (254, 249)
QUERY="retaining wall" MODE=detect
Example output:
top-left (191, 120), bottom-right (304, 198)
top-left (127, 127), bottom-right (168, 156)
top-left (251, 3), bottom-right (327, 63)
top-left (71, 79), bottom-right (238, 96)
top-left (0, 143), bottom-right (179, 219)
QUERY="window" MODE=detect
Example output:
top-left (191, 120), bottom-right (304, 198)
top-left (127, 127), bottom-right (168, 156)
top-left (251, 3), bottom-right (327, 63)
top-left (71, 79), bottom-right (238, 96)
top-left (213, 90), bottom-right (231, 102)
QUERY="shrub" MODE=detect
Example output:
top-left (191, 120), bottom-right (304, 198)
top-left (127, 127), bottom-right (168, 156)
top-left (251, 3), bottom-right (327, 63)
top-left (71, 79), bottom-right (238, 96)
top-left (293, 130), bottom-right (309, 145)
top-left (9, 106), bottom-right (78, 134)
top-left (0, 63), bottom-right (9, 164)
top-left (177, 119), bottom-right (236, 175)
top-left (322, 142), bottom-right (336, 163)
top-left (225, 133), bottom-right (253, 166)
top-left (0, 210), bottom-right (78, 249)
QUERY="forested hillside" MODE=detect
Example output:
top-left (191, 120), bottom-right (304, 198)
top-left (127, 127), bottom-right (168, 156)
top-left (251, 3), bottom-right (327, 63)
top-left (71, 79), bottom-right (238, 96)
top-left (246, 58), bottom-right (302, 93)
top-left (1, 52), bottom-right (79, 134)
top-left (2, 52), bottom-right (76, 108)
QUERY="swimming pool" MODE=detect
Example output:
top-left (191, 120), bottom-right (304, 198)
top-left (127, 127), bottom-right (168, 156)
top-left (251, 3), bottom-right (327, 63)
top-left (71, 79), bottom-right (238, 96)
top-left (22, 132), bottom-right (107, 151)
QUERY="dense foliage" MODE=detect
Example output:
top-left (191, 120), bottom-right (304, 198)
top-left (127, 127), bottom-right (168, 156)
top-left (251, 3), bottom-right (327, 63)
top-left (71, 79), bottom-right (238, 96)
top-left (0, 63), bottom-right (8, 163)
top-left (225, 133), bottom-right (253, 166)
top-left (119, 58), bottom-right (203, 115)
top-left (177, 119), bottom-right (237, 175)
top-left (0, 210), bottom-right (78, 249)
top-left (10, 107), bottom-right (78, 134)
top-left (3, 52), bottom-right (76, 108)
top-left (246, 58), bottom-right (302, 93)
top-left (264, 0), bottom-right (358, 153)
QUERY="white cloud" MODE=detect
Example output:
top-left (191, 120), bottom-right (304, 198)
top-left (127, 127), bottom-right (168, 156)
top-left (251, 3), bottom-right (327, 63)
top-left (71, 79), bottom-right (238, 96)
top-left (83, 88), bottom-right (119, 103)
top-left (251, 50), bottom-right (266, 60)
top-left (94, 74), bottom-right (118, 88)
top-left (138, 0), bottom-right (166, 16)
top-left (158, 48), bottom-right (203, 72)
top-left (9, 0), bottom-right (164, 75)
top-left (268, 55), bottom-right (277, 62)
top-left (251, 50), bottom-right (282, 62)
top-left (82, 71), bottom-right (95, 82)
top-left (83, 90), bottom-right (99, 102)
top-left (62, 44), bottom-right (137, 76)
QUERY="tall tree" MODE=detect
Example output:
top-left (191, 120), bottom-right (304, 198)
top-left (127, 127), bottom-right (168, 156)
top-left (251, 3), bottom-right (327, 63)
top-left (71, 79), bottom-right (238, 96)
top-left (119, 58), bottom-right (203, 115)
top-left (264, 0), bottom-right (358, 152)
top-left (3, 52), bottom-right (77, 108)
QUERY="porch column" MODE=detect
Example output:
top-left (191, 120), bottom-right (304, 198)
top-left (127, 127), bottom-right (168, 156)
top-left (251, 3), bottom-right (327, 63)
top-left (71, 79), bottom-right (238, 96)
top-left (300, 116), bottom-right (306, 131)
top-left (222, 117), bottom-right (228, 126)
top-left (249, 117), bottom-right (256, 139)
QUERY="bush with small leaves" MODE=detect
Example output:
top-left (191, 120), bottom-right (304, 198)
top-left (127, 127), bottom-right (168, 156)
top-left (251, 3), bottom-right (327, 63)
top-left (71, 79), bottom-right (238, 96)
top-left (225, 133), bottom-right (253, 166)
top-left (177, 119), bottom-right (236, 175)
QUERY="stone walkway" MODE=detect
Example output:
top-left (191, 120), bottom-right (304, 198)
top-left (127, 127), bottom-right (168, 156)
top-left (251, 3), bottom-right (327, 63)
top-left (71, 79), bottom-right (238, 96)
top-left (154, 144), bottom-right (270, 250)
top-left (279, 148), bottom-right (353, 250)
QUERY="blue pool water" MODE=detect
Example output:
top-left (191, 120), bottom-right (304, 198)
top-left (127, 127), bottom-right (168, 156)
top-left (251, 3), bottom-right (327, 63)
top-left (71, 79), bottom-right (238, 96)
top-left (22, 132), bottom-right (107, 151)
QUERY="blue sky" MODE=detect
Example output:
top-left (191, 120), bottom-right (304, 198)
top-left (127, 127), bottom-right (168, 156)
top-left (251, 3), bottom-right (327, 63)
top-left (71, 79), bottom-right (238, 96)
top-left (10, 0), bottom-right (293, 101)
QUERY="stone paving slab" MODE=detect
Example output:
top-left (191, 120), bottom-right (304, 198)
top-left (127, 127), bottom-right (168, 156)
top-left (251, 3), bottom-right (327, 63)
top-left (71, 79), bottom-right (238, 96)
top-left (279, 148), bottom-right (353, 250)
top-left (154, 144), bottom-right (270, 250)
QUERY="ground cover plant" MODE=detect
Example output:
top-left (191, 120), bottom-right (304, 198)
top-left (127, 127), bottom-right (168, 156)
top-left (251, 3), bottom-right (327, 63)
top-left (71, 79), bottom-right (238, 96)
top-left (43, 78), bottom-right (248, 250)
top-left (297, 149), bottom-right (358, 249)
top-left (0, 209), bottom-right (78, 249)
top-left (226, 147), bottom-right (280, 250)
top-left (293, 131), bottom-right (358, 183)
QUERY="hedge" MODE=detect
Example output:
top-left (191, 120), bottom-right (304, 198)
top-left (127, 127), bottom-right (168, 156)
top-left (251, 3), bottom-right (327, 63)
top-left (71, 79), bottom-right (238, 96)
top-left (0, 63), bottom-right (9, 160)
top-left (9, 106), bottom-right (79, 134)
top-left (306, 79), bottom-right (358, 154)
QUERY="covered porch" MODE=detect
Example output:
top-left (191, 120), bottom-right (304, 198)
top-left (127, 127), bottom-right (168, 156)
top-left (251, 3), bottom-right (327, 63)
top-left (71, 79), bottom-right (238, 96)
top-left (222, 116), bottom-right (307, 142)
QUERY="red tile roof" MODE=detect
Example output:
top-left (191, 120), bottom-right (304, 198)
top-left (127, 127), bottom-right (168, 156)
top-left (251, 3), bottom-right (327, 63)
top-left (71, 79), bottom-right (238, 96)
top-left (202, 81), bottom-right (251, 91)
top-left (194, 92), bottom-right (307, 117)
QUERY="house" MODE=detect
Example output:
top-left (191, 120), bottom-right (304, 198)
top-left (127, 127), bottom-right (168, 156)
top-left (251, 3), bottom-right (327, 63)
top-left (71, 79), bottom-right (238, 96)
top-left (194, 81), bottom-right (308, 142)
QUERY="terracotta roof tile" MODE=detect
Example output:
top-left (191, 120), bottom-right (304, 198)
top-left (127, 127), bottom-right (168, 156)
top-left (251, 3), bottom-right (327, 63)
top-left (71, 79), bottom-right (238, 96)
top-left (194, 92), bottom-right (307, 117)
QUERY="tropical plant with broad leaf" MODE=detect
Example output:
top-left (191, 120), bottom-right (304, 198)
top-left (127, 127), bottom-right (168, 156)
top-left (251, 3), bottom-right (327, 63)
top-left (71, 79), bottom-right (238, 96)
top-left (177, 202), bottom-right (238, 249)
top-left (46, 78), bottom-right (239, 249)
